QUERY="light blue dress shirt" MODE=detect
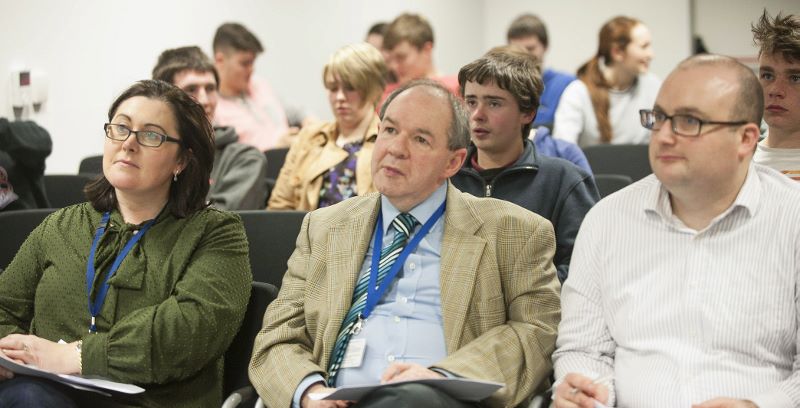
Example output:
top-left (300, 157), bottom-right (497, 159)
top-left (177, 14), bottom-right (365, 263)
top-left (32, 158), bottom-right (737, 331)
top-left (292, 182), bottom-right (449, 407)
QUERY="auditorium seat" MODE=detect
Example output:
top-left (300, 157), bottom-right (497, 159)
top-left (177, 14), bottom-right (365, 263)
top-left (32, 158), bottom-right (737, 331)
top-left (78, 155), bottom-right (103, 175)
top-left (237, 210), bottom-right (306, 288)
top-left (0, 208), bottom-right (54, 271)
top-left (264, 147), bottom-right (289, 182)
top-left (583, 144), bottom-right (651, 182)
top-left (594, 174), bottom-right (633, 198)
top-left (43, 174), bottom-right (95, 208)
top-left (222, 281), bottom-right (278, 408)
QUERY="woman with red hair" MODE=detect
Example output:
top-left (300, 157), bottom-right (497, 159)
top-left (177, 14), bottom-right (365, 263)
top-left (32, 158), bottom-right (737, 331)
top-left (554, 16), bottom-right (661, 147)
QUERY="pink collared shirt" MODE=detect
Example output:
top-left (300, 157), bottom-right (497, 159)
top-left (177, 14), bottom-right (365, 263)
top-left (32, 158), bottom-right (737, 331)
top-left (214, 76), bottom-right (289, 152)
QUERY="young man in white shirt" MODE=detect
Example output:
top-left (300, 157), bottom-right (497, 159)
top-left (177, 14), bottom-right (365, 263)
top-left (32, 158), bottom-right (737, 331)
top-left (752, 11), bottom-right (800, 180)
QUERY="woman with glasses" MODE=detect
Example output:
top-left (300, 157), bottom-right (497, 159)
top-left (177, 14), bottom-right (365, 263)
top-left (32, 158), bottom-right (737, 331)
top-left (267, 43), bottom-right (387, 210)
top-left (554, 16), bottom-right (661, 147)
top-left (0, 80), bottom-right (251, 407)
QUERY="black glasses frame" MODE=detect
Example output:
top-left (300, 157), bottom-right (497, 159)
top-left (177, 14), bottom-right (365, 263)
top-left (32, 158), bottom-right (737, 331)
top-left (103, 123), bottom-right (185, 148)
top-left (639, 109), bottom-right (748, 137)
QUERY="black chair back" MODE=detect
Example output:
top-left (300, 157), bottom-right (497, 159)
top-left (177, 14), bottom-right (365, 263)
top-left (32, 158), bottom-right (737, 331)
top-left (264, 148), bottom-right (290, 181)
top-left (594, 174), bottom-right (633, 198)
top-left (237, 210), bottom-right (306, 287)
top-left (0, 208), bottom-right (55, 270)
top-left (223, 281), bottom-right (278, 406)
top-left (583, 144), bottom-right (651, 182)
top-left (78, 155), bottom-right (103, 175)
top-left (43, 174), bottom-right (95, 208)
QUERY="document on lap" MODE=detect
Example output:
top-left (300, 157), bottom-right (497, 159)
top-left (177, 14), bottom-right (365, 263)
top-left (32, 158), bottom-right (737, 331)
top-left (308, 377), bottom-right (504, 402)
top-left (0, 353), bottom-right (144, 395)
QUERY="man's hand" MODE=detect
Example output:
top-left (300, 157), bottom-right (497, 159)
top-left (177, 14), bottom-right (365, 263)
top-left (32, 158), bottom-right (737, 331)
top-left (300, 383), bottom-right (350, 408)
top-left (553, 373), bottom-right (609, 408)
top-left (693, 398), bottom-right (758, 408)
top-left (0, 334), bottom-right (80, 375)
top-left (380, 362), bottom-right (444, 384)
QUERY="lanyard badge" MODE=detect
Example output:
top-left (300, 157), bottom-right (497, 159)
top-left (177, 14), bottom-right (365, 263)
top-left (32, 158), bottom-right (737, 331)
top-left (85, 212), bottom-right (155, 333)
top-left (361, 202), bottom-right (446, 324)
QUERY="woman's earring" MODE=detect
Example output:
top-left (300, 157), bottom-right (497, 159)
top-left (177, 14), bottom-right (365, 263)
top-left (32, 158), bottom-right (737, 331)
top-left (173, 171), bottom-right (178, 182)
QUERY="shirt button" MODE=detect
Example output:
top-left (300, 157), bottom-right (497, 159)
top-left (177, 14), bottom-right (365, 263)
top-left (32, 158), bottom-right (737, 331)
top-left (401, 297), bottom-right (408, 304)
top-left (387, 355), bottom-right (395, 362)
top-left (394, 316), bottom-right (401, 323)
top-left (409, 263), bottom-right (416, 270)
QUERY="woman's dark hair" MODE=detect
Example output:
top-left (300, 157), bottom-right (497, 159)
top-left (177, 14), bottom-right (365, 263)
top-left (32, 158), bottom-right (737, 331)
top-left (86, 79), bottom-right (214, 218)
top-left (577, 16), bottom-right (640, 143)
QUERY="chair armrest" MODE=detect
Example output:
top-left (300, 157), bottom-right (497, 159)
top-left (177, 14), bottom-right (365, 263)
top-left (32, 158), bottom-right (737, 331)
top-left (221, 385), bottom-right (257, 408)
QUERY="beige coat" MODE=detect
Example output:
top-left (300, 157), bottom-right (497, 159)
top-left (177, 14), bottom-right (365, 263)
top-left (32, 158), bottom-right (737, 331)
top-left (267, 115), bottom-right (378, 211)
top-left (249, 184), bottom-right (561, 407)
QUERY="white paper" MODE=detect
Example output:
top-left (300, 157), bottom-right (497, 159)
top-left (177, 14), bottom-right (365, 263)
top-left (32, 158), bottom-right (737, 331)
top-left (0, 354), bottom-right (144, 395)
top-left (310, 377), bottom-right (503, 402)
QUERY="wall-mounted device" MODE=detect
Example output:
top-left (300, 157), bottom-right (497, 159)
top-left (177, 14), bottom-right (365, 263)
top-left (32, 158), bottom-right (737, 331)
top-left (9, 68), bottom-right (48, 120)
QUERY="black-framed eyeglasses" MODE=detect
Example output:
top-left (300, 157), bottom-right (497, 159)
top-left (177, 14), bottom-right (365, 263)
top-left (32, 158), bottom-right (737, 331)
top-left (104, 123), bottom-right (185, 148)
top-left (639, 109), bottom-right (748, 137)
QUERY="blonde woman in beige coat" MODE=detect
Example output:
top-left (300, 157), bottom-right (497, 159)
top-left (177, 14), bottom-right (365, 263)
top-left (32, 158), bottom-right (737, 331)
top-left (268, 43), bottom-right (388, 210)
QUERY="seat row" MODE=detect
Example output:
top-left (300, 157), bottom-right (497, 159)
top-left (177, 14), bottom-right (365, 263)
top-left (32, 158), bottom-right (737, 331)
top-left (0, 209), bottom-right (306, 290)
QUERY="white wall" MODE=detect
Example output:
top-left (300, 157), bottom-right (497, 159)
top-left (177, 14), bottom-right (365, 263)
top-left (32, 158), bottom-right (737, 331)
top-left (0, 0), bottom-right (792, 174)
top-left (694, 0), bottom-right (800, 65)
top-left (0, 0), bottom-right (485, 173)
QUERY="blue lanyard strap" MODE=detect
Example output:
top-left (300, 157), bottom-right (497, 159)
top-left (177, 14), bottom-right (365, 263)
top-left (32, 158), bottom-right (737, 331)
top-left (85, 212), bottom-right (155, 333)
top-left (363, 201), bottom-right (445, 320)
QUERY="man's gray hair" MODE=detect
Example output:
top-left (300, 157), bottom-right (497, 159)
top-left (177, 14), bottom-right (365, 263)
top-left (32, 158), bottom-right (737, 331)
top-left (379, 80), bottom-right (470, 150)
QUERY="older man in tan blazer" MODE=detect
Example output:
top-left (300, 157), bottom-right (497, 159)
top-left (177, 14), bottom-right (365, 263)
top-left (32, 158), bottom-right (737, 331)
top-left (249, 80), bottom-right (560, 408)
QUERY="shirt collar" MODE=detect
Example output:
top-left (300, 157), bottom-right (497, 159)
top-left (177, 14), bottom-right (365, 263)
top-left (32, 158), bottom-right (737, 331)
top-left (380, 181), bottom-right (448, 234)
top-left (645, 163), bottom-right (761, 227)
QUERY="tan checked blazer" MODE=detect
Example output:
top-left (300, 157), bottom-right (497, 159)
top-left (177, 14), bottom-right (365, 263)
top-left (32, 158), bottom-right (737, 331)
top-left (249, 183), bottom-right (561, 407)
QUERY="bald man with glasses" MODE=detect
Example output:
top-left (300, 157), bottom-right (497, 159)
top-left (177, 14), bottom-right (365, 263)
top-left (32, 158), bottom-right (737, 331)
top-left (552, 54), bottom-right (800, 408)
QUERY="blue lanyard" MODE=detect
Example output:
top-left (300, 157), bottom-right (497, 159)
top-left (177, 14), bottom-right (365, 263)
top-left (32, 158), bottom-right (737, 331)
top-left (363, 202), bottom-right (445, 320)
top-left (85, 212), bottom-right (155, 333)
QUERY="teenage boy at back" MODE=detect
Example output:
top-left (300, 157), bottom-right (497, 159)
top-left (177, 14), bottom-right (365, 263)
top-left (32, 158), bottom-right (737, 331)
top-left (380, 13), bottom-right (459, 105)
top-left (450, 47), bottom-right (599, 283)
top-left (752, 10), bottom-right (800, 180)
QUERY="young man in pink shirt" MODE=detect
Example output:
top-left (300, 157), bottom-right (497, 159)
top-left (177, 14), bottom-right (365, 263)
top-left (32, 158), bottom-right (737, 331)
top-left (380, 13), bottom-right (459, 108)
top-left (213, 22), bottom-right (289, 152)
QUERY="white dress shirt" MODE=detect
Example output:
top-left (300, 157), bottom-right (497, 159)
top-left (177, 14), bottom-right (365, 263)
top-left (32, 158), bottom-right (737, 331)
top-left (554, 164), bottom-right (800, 407)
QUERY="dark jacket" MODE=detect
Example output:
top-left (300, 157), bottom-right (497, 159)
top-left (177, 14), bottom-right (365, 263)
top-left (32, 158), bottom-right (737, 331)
top-left (450, 139), bottom-right (599, 283)
top-left (0, 118), bottom-right (52, 211)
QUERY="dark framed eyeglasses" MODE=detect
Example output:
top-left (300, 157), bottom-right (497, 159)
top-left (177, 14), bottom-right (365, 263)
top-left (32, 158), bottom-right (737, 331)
top-left (104, 123), bottom-right (185, 148)
top-left (639, 109), bottom-right (748, 137)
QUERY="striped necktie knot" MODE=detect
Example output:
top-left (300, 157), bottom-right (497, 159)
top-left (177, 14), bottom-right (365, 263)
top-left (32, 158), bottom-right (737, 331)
top-left (326, 211), bottom-right (420, 384)
top-left (391, 213), bottom-right (418, 240)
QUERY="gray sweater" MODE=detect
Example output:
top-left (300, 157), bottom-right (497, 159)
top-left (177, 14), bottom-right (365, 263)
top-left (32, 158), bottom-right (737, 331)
top-left (209, 126), bottom-right (268, 210)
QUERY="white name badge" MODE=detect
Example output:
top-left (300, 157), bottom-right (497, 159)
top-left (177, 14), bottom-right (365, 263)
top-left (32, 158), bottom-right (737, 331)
top-left (340, 338), bottom-right (366, 368)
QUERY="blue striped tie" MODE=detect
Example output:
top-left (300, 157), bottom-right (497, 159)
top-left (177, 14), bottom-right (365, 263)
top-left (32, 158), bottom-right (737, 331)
top-left (326, 212), bottom-right (418, 384)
